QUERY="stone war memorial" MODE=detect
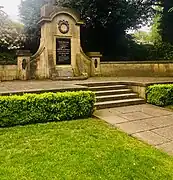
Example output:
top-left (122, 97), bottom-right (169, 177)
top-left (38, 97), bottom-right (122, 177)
top-left (1, 0), bottom-right (173, 81)
top-left (17, 1), bottom-right (102, 80)
top-left (2, 0), bottom-right (173, 158)
top-left (2, 0), bottom-right (173, 165)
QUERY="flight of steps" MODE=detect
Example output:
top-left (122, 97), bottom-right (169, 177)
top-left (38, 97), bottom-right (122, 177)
top-left (82, 82), bottom-right (145, 109)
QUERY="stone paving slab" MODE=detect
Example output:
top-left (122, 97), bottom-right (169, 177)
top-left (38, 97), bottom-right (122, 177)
top-left (152, 126), bottom-right (173, 140)
top-left (0, 80), bottom-right (88, 95)
top-left (113, 106), bottom-right (142, 114)
top-left (94, 104), bottom-right (173, 155)
top-left (141, 106), bottom-right (172, 117)
top-left (145, 115), bottom-right (173, 128)
top-left (119, 112), bottom-right (152, 121)
top-left (116, 120), bottom-right (155, 134)
top-left (94, 108), bottom-right (122, 117)
top-left (1, 77), bottom-right (173, 94)
top-left (156, 142), bottom-right (173, 155)
top-left (97, 115), bottom-right (129, 124)
top-left (134, 131), bottom-right (170, 146)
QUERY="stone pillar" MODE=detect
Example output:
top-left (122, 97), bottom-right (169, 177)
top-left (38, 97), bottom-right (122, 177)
top-left (87, 52), bottom-right (102, 77)
top-left (16, 50), bottom-right (31, 80)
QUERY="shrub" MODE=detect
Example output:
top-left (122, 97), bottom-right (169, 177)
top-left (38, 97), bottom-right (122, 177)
top-left (146, 84), bottom-right (173, 106)
top-left (0, 91), bottom-right (95, 127)
top-left (0, 52), bottom-right (17, 65)
top-left (148, 42), bottom-right (173, 60)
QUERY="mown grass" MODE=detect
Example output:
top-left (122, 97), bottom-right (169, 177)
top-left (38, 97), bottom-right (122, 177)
top-left (1, 118), bottom-right (173, 180)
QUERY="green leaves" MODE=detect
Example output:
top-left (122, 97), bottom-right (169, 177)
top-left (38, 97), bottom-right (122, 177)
top-left (0, 91), bottom-right (95, 127)
top-left (63, 0), bottom-right (153, 29)
top-left (147, 84), bottom-right (173, 106)
top-left (160, 1), bottom-right (173, 44)
top-left (0, 52), bottom-right (17, 65)
top-left (0, 8), bottom-right (25, 51)
top-left (19, 0), bottom-right (154, 56)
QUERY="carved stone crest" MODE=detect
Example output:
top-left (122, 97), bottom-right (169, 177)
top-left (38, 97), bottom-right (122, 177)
top-left (58, 20), bottom-right (69, 34)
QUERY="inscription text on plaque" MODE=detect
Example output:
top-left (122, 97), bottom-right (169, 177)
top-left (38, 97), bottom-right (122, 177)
top-left (56, 38), bottom-right (71, 65)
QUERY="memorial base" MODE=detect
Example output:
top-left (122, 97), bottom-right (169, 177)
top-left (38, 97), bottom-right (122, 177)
top-left (56, 65), bottom-right (73, 77)
top-left (51, 65), bottom-right (74, 79)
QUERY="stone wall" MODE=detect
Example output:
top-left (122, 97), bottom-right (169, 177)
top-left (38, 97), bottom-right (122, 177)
top-left (2, 60), bottom-right (173, 81)
top-left (0, 65), bottom-right (18, 81)
top-left (101, 61), bottom-right (173, 77)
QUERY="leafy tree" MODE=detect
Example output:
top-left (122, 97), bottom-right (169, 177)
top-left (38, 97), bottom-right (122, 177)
top-left (19, 0), bottom-right (63, 52)
top-left (0, 7), bottom-right (25, 51)
top-left (159, 0), bottom-right (173, 44)
top-left (64, 0), bottom-right (155, 57)
top-left (132, 31), bottom-right (152, 44)
top-left (150, 8), bottom-right (162, 44)
top-left (19, 0), bottom-right (46, 53)
top-left (150, 1), bottom-right (173, 60)
top-left (19, 0), bottom-right (154, 57)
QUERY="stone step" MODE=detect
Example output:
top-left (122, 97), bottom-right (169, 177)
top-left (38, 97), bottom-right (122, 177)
top-left (96, 93), bottom-right (138, 102)
top-left (89, 85), bottom-right (127, 91)
top-left (95, 89), bottom-right (133, 96)
top-left (95, 98), bottom-right (145, 109)
top-left (51, 76), bottom-right (88, 81)
top-left (80, 81), bottom-right (125, 87)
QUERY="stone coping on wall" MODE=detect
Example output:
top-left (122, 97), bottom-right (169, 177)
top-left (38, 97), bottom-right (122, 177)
top-left (0, 86), bottom-right (88, 96)
top-left (87, 52), bottom-right (102, 58)
top-left (51, 76), bottom-right (88, 81)
top-left (78, 81), bottom-right (173, 87)
top-left (1, 79), bottom-right (173, 96)
top-left (16, 50), bottom-right (32, 57)
top-left (123, 81), bottom-right (173, 87)
top-left (101, 61), bottom-right (173, 64)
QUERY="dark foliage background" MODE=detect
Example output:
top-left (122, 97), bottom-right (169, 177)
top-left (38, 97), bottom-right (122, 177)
top-left (18, 0), bottom-right (173, 61)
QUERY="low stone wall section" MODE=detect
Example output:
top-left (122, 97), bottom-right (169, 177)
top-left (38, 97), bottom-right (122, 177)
top-left (101, 61), bottom-right (173, 77)
top-left (124, 81), bottom-right (173, 100)
top-left (0, 65), bottom-right (18, 81)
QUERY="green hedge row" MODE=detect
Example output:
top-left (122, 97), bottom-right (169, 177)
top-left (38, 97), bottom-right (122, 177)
top-left (147, 84), bottom-right (173, 106)
top-left (0, 91), bottom-right (95, 127)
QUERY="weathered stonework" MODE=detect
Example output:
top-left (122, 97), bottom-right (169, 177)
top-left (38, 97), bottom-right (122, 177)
top-left (32, 4), bottom-right (87, 79)
top-left (17, 50), bottom-right (31, 80)
top-left (0, 65), bottom-right (18, 81)
top-left (87, 52), bottom-right (102, 77)
top-left (100, 61), bottom-right (173, 77)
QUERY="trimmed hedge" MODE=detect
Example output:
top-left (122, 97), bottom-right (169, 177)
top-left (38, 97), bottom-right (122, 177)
top-left (146, 84), bottom-right (173, 106)
top-left (0, 91), bottom-right (95, 127)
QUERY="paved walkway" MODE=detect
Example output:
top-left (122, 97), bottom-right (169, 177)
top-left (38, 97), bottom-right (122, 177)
top-left (94, 104), bottom-right (173, 155)
top-left (1, 77), bottom-right (173, 94)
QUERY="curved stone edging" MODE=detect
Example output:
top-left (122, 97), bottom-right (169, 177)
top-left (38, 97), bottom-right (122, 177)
top-left (39, 7), bottom-right (84, 25)
top-left (32, 45), bottom-right (45, 60)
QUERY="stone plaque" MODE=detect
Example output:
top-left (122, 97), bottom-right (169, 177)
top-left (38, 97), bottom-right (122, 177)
top-left (56, 38), bottom-right (71, 65)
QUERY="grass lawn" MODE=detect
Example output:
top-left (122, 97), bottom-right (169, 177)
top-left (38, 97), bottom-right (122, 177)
top-left (1, 119), bottom-right (173, 180)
